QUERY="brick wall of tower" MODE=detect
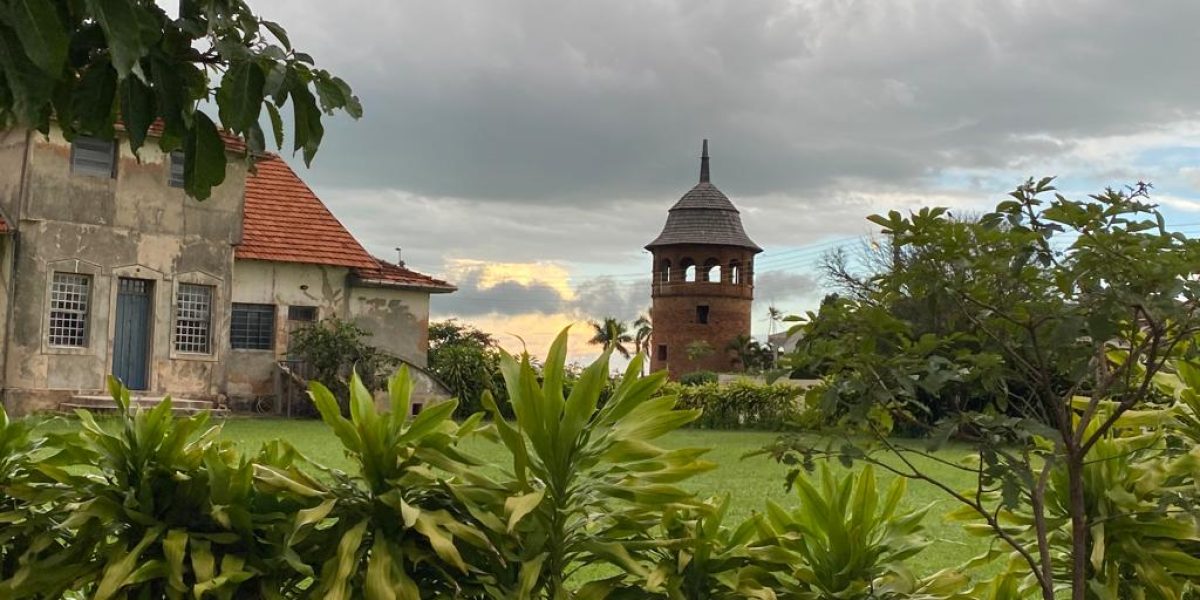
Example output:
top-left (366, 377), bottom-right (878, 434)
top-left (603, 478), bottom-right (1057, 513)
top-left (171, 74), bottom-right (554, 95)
top-left (648, 243), bottom-right (755, 379)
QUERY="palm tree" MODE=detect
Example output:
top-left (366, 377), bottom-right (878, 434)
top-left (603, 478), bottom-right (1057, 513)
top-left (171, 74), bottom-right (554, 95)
top-left (633, 315), bottom-right (653, 374)
top-left (766, 305), bottom-right (784, 337)
top-left (766, 305), bottom-right (785, 369)
top-left (726, 334), bottom-right (762, 373)
top-left (588, 317), bottom-right (634, 359)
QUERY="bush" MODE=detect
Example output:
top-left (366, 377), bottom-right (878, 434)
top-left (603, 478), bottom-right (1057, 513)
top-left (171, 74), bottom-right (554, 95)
top-left (288, 317), bottom-right (396, 416)
top-left (2, 329), bottom-right (1197, 598)
top-left (679, 370), bottom-right (718, 386)
top-left (427, 319), bottom-right (507, 418)
top-left (666, 379), bottom-right (805, 430)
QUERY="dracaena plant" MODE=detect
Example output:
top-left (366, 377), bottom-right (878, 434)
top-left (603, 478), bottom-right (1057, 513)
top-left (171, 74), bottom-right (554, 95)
top-left (0, 407), bottom-right (91, 598)
top-left (60, 377), bottom-right (280, 599)
top-left (263, 366), bottom-right (500, 599)
top-left (759, 465), bottom-right (967, 600)
top-left (950, 396), bottom-right (1200, 600)
top-left (483, 328), bottom-right (714, 598)
top-left (620, 495), bottom-right (779, 600)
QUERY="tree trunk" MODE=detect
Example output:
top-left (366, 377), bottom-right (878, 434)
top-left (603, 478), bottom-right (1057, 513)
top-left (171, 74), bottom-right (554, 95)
top-left (1067, 453), bottom-right (1089, 600)
top-left (1027, 477), bottom-right (1056, 600)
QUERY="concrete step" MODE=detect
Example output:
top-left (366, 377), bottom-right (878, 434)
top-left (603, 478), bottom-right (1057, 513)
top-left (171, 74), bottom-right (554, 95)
top-left (60, 395), bottom-right (228, 417)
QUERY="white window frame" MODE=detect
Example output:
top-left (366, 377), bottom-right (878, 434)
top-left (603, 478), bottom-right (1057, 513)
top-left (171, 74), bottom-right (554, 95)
top-left (48, 272), bottom-right (91, 347)
top-left (173, 283), bottom-right (214, 355)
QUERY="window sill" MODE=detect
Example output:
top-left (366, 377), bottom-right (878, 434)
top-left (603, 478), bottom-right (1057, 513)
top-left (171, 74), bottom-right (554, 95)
top-left (170, 351), bottom-right (219, 363)
top-left (42, 344), bottom-right (95, 356)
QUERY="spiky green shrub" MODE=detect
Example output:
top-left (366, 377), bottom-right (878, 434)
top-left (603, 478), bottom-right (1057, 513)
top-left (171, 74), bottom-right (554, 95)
top-left (759, 465), bottom-right (967, 599)
top-left (951, 402), bottom-right (1200, 599)
top-left (260, 367), bottom-right (503, 598)
top-left (631, 495), bottom-right (778, 599)
top-left (482, 329), bottom-right (716, 598)
top-left (60, 379), bottom-right (284, 599)
top-left (0, 408), bottom-right (88, 598)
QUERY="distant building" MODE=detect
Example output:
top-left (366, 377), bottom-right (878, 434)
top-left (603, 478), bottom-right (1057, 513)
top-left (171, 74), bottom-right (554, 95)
top-left (645, 141), bottom-right (762, 378)
top-left (0, 126), bottom-right (454, 415)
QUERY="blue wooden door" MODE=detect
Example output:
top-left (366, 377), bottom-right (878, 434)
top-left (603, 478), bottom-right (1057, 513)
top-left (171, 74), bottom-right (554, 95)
top-left (113, 278), bottom-right (152, 390)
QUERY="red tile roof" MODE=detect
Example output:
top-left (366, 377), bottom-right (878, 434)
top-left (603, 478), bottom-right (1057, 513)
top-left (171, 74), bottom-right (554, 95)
top-left (240, 155), bottom-right (456, 295)
top-left (352, 258), bottom-right (457, 293)
top-left (238, 154), bottom-right (378, 269)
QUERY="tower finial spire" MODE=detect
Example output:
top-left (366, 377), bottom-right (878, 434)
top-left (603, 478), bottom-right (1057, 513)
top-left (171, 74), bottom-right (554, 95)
top-left (699, 139), bottom-right (710, 183)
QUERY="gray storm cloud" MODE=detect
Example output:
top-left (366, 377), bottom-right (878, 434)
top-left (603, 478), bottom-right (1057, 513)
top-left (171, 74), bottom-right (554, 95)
top-left (246, 0), bottom-right (1200, 327)
top-left (255, 0), bottom-right (1200, 203)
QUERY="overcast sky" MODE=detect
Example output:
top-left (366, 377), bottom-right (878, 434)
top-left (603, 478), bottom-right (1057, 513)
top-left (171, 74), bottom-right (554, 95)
top-left (250, 0), bottom-right (1200, 360)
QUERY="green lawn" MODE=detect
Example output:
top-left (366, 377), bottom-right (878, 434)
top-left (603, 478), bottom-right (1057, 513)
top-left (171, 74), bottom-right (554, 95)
top-left (215, 418), bottom-right (994, 576)
top-left (42, 416), bottom-right (995, 577)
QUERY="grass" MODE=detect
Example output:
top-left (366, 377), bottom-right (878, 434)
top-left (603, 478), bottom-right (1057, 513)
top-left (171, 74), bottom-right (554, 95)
top-left (39, 416), bottom-right (996, 578)
top-left (210, 418), bottom-right (994, 577)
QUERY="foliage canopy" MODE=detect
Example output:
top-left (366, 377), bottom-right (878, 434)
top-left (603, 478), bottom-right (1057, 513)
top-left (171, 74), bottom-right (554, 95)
top-left (0, 0), bottom-right (360, 199)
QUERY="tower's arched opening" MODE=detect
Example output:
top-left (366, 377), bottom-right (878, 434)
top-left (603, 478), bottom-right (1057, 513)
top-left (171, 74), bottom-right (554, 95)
top-left (682, 258), bottom-right (696, 282)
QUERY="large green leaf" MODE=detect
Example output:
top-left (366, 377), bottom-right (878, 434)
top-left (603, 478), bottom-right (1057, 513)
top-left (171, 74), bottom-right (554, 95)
top-left (84, 0), bottom-right (156, 78)
top-left (0, 21), bottom-right (55, 124)
top-left (119, 75), bottom-right (155, 152)
top-left (71, 59), bottom-right (118, 136)
top-left (290, 79), bottom-right (323, 165)
top-left (182, 111), bottom-right (228, 200)
top-left (6, 0), bottom-right (68, 74)
top-left (217, 60), bottom-right (265, 133)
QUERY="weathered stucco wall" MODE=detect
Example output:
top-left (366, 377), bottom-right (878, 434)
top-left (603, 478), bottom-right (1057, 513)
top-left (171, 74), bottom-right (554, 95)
top-left (226, 260), bottom-right (350, 399)
top-left (226, 261), bottom-right (439, 405)
top-left (348, 286), bottom-right (430, 367)
top-left (0, 130), bottom-right (27, 225)
top-left (0, 126), bottom-right (246, 415)
top-left (370, 362), bottom-right (451, 414)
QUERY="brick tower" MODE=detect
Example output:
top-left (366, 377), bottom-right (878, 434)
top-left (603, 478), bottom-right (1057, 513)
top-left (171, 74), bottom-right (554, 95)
top-left (646, 140), bottom-right (762, 378)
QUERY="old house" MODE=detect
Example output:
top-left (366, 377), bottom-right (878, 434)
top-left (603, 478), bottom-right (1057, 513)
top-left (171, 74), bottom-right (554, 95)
top-left (0, 126), bottom-right (454, 416)
top-left (228, 154), bottom-right (456, 406)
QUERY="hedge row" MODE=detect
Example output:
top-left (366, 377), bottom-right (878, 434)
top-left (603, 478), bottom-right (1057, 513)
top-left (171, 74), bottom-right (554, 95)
top-left (664, 379), bottom-right (808, 430)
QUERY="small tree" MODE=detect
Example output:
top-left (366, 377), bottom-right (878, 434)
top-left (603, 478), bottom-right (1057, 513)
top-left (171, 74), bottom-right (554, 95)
top-left (685, 340), bottom-right (714, 362)
top-left (771, 179), bottom-right (1200, 599)
top-left (427, 319), bottom-right (504, 417)
top-left (288, 317), bottom-right (394, 415)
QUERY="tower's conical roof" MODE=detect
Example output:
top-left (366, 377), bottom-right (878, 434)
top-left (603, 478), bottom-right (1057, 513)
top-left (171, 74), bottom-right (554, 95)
top-left (645, 140), bottom-right (762, 252)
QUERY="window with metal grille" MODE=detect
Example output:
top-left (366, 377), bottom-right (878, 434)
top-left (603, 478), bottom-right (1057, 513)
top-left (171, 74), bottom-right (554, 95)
top-left (287, 305), bottom-right (318, 322)
top-left (168, 150), bottom-right (185, 188)
top-left (231, 303), bottom-right (274, 350)
top-left (174, 284), bottom-right (213, 354)
top-left (49, 273), bottom-right (91, 346)
top-left (70, 136), bottom-right (116, 178)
